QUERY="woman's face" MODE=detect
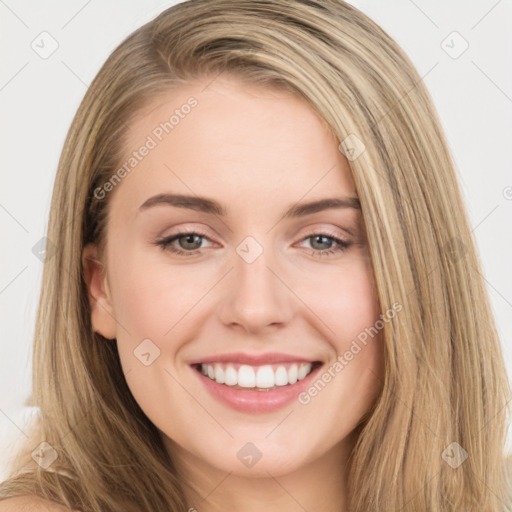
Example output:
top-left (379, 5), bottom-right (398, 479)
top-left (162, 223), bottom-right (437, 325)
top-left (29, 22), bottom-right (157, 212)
top-left (83, 75), bottom-right (385, 478)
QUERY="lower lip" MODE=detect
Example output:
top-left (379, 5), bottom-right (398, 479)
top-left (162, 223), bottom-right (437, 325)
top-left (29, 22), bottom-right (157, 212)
top-left (192, 364), bottom-right (322, 413)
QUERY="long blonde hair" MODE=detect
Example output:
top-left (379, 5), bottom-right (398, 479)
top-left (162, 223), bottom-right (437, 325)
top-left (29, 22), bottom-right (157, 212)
top-left (1, 0), bottom-right (510, 510)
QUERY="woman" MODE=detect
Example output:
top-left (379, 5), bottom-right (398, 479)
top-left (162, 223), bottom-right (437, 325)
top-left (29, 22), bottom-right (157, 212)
top-left (1, 0), bottom-right (510, 510)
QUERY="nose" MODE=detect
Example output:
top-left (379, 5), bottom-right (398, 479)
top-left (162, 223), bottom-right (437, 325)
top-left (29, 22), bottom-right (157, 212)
top-left (217, 241), bottom-right (294, 334)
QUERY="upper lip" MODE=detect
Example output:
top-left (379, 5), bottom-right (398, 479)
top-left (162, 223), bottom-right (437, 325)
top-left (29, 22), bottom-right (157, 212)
top-left (189, 352), bottom-right (320, 366)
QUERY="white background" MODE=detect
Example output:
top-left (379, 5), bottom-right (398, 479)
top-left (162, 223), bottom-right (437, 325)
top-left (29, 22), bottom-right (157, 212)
top-left (1, 0), bottom-right (511, 478)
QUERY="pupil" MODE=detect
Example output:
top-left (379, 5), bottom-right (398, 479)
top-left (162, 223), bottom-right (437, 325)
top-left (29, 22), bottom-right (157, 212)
top-left (181, 234), bottom-right (200, 249)
top-left (313, 235), bottom-right (330, 250)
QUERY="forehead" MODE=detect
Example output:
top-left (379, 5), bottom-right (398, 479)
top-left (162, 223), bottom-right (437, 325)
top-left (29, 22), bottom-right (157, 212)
top-left (114, 76), bottom-right (357, 214)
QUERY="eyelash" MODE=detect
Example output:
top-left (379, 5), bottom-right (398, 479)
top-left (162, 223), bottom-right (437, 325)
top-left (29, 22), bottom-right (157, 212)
top-left (154, 228), bottom-right (351, 258)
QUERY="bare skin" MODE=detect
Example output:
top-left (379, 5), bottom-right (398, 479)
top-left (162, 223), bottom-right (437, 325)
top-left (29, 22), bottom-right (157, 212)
top-left (83, 75), bottom-right (385, 511)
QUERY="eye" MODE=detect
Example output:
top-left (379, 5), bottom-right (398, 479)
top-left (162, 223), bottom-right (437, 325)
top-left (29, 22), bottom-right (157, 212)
top-left (297, 232), bottom-right (351, 257)
top-left (155, 229), bottom-right (212, 257)
top-left (154, 230), bottom-right (351, 258)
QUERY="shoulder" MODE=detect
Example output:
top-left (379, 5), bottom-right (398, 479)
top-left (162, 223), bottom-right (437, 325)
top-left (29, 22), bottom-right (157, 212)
top-left (0, 496), bottom-right (78, 511)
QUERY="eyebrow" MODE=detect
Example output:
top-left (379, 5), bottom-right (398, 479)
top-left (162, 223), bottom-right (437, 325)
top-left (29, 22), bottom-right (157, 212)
top-left (139, 193), bottom-right (361, 218)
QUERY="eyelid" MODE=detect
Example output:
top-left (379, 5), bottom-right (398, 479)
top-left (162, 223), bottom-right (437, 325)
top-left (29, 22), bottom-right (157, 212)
top-left (295, 223), bottom-right (351, 240)
top-left (155, 226), bottom-right (216, 247)
top-left (156, 224), bottom-right (215, 239)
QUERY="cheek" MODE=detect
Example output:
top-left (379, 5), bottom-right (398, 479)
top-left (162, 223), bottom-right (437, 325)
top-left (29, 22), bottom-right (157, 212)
top-left (298, 257), bottom-right (384, 393)
top-left (300, 256), bottom-right (380, 342)
top-left (297, 269), bottom-right (384, 435)
top-left (107, 248), bottom-right (193, 336)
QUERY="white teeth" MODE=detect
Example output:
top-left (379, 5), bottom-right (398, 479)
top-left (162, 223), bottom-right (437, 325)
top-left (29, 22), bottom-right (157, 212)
top-left (238, 365), bottom-right (256, 388)
top-left (274, 366), bottom-right (288, 386)
top-left (214, 365), bottom-right (225, 384)
top-left (225, 365), bottom-right (237, 386)
top-left (288, 364), bottom-right (298, 384)
top-left (199, 362), bottom-right (314, 388)
top-left (256, 365), bottom-right (275, 388)
top-left (298, 362), bottom-right (310, 380)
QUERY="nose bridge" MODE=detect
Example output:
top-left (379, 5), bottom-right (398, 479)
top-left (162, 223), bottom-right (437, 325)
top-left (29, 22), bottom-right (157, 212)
top-left (218, 234), bottom-right (292, 332)
top-left (236, 235), bottom-right (275, 289)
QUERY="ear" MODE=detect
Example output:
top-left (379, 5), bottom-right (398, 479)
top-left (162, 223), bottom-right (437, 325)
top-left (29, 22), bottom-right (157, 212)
top-left (82, 243), bottom-right (117, 340)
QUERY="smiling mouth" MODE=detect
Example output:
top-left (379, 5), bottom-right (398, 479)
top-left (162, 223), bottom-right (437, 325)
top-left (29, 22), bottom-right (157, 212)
top-left (192, 361), bottom-right (323, 391)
